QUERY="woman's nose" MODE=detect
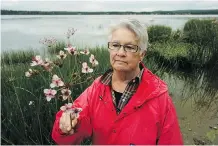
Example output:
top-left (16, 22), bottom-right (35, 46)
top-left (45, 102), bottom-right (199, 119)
top-left (117, 46), bottom-right (126, 56)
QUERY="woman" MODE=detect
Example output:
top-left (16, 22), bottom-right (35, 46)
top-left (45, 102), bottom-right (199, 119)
top-left (52, 19), bottom-right (183, 145)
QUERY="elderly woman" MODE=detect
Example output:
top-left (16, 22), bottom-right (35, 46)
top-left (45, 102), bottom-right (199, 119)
top-left (52, 19), bottom-right (183, 145)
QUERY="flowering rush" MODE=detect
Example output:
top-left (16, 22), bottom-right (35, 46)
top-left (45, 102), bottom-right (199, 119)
top-left (57, 50), bottom-right (67, 59)
top-left (25, 69), bottom-right (39, 77)
top-left (82, 62), bottom-right (93, 73)
top-left (89, 54), bottom-right (99, 67)
top-left (80, 49), bottom-right (90, 55)
top-left (50, 74), bottom-right (64, 88)
top-left (39, 37), bottom-right (57, 47)
top-left (61, 88), bottom-right (72, 100)
top-left (44, 89), bottom-right (57, 101)
top-left (64, 45), bottom-right (77, 55)
top-left (66, 28), bottom-right (77, 39)
top-left (42, 58), bottom-right (53, 72)
top-left (60, 103), bottom-right (82, 118)
top-left (25, 69), bottom-right (34, 77)
top-left (30, 55), bottom-right (44, 66)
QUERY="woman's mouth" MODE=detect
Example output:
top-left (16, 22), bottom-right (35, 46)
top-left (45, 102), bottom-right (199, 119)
top-left (115, 60), bottom-right (127, 64)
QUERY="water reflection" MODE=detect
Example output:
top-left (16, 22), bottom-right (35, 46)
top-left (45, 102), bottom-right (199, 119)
top-left (159, 70), bottom-right (218, 144)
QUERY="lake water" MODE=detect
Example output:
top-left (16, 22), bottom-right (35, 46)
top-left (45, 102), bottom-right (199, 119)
top-left (1, 15), bottom-right (218, 52)
top-left (161, 71), bottom-right (218, 144)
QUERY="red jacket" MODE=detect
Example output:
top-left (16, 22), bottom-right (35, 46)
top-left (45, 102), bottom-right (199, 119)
top-left (52, 67), bottom-right (183, 145)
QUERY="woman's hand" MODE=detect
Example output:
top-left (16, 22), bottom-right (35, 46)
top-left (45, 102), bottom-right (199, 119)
top-left (59, 110), bottom-right (78, 135)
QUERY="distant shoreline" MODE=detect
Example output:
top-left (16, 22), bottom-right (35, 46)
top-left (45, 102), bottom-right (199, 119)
top-left (2, 9), bottom-right (218, 15)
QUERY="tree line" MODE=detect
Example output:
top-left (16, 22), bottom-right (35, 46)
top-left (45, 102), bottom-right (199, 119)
top-left (1, 9), bottom-right (218, 15)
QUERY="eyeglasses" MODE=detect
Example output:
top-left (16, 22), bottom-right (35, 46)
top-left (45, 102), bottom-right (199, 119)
top-left (108, 42), bottom-right (140, 53)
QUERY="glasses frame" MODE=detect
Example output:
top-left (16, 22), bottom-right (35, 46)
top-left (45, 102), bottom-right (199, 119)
top-left (108, 42), bottom-right (140, 53)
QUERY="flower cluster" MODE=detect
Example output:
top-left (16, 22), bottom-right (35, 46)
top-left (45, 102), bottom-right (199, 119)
top-left (43, 74), bottom-right (72, 102)
top-left (39, 37), bottom-right (57, 47)
top-left (25, 28), bottom-right (99, 118)
top-left (25, 56), bottom-right (54, 77)
top-left (60, 103), bottom-right (82, 118)
top-left (89, 54), bottom-right (99, 67)
top-left (25, 28), bottom-right (99, 104)
top-left (66, 28), bottom-right (77, 39)
top-left (25, 69), bottom-right (39, 77)
top-left (80, 49), bottom-right (90, 55)
top-left (64, 45), bottom-right (78, 55)
top-left (26, 52), bottom-right (99, 101)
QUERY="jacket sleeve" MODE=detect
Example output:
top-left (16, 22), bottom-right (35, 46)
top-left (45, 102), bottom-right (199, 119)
top-left (51, 79), bottom-right (98, 145)
top-left (157, 92), bottom-right (184, 145)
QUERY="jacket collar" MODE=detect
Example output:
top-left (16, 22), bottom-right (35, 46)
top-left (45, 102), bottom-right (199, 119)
top-left (100, 62), bottom-right (145, 85)
top-left (98, 62), bottom-right (168, 111)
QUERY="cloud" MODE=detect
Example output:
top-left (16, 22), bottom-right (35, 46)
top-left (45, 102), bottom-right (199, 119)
top-left (1, 0), bottom-right (218, 11)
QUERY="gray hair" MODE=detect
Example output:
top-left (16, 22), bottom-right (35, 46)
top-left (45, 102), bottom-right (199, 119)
top-left (108, 18), bottom-right (148, 52)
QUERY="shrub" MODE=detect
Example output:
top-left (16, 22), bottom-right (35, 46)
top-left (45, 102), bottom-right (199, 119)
top-left (171, 29), bottom-right (183, 41)
top-left (148, 25), bottom-right (172, 43)
top-left (183, 18), bottom-right (218, 66)
top-left (183, 19), bottom-right (218, 48)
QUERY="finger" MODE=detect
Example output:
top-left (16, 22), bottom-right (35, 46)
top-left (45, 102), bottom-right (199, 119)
top-left (70, 113), bottom-right (76, 120)
top-left (59, 112), bottom-right (66, 129)
top-left (59, 123), bottom-right (68, 133)
top-left (61, 112), bottom-right (70, 132)
top-left (59, 122), bottom-right (69, 133)
top-left (65, 111), bottom-right (72, 131)
top-left (71, 118), bottom-right (78, 128)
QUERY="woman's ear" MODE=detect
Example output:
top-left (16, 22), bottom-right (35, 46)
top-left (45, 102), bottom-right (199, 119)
top-left (140, 50), bottom-right (146, 61)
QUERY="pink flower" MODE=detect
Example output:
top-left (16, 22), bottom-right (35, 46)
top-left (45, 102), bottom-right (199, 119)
top-left (60, 103), bottom-right (82, 118)
top-left (80, 49), bottom-right (90, 55)
top-left (82, 62), bottom-right (93, 73)
top-left (57, 50), bottom-right (67, 59)
top-left (44, 89), bottom-right (57, 101)
top-left (60, 103), bottom-right (73, 111)
top-left (89, 54), bottom-right (99, 67)
top-left (50, 74), bottom-right (64, 88)
top-left (61, 88), bottom-right (72, 100)
top-left (64, 45), bottom-right (77, 55)
top-left (42, 58), bottom-right (53, 72)
top-left (30, 55), bottom-right (44, 66)
top-left (25, 69), bottom-right (34, 77)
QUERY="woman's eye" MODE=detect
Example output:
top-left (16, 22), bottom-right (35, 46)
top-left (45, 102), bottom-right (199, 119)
top-left (112, 44), bottom-right (120, 47)
top-left (125, 46), bottom-right (134, 50)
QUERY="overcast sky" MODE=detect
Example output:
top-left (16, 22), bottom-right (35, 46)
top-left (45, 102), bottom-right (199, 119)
top-left (1, 0), bottom-right (218, 12)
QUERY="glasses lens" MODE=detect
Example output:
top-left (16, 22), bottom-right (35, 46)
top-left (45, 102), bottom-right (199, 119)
top-left (124, 45), bottom-right (138, 52)
top-left (109, 42), bottom-right (120, 50)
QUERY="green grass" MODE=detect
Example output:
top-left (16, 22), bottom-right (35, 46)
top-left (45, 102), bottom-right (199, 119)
top-left (1, 50), bottom-right (38, 65)
top-left (47, 41), bottom-right (66, 55)
top-left (150, 41), bottom-right (195, 60)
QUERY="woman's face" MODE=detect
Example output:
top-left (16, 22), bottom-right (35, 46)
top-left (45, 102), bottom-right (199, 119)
top-left (109, 27), bottom-right (145, 72)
